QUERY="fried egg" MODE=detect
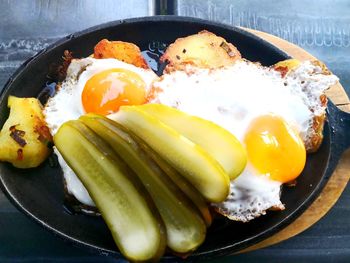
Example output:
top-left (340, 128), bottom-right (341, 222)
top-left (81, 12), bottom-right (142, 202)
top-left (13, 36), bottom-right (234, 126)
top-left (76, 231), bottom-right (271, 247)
top-left (151, 60), bottom-right (338, 221)
top-left (44, 57), bottom-right (158, 206)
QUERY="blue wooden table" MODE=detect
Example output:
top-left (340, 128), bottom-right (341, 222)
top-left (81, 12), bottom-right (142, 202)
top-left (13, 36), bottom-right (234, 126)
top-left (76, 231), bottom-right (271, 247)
top-left (0, 1), bottom-right (349, 262)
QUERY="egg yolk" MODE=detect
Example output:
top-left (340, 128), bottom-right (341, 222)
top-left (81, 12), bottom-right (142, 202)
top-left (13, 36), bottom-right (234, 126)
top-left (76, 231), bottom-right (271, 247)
top-left (244, 115), bottom-right (306, 183)
top-left (82, 68), bottom-right (147, 115)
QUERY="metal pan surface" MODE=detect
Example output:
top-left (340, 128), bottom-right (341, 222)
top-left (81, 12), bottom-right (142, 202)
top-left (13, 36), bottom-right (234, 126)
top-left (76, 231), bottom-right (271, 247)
top-left (0, 16), bottom-right (349, 261)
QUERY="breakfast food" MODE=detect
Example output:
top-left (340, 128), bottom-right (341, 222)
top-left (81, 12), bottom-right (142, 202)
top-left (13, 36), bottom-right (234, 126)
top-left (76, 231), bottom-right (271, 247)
top-left (43, 34), bottom-right (337, 226)
top-left (54, 120), bottom-right (166, 262)
top-left (111, 106), bottom-right (231, 203)
top-left (1, 29), bottom-right (340, 261)
top-left (80, 114), bottom-right (207, 253)
top-left (160, 30), bottom-right (241, 71)
top-left (134, 104), bottom-right (247, 179)
top-left (44, 57), bottom-right (158, 206)
top-left (274, 59), bottom-right (331, 152)
top-left (151, 58), bottom-right (338, 221)
top-left (0, 96), bottom-right (52, 168)
top-left (44, 57), bottom-right (157, 134)
top-left (93, 39), bottom-right (149, 69)
top-left (138, 139), bottom-right (212, 226)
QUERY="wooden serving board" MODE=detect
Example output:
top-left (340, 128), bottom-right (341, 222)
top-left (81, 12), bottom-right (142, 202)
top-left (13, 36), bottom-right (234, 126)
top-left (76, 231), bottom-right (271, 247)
top-left (239, 29), bottom-right (350, 253)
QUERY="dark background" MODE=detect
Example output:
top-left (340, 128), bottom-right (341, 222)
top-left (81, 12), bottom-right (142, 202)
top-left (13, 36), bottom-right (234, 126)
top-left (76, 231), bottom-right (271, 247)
top-left (0, 1), bottom-right (349, 262)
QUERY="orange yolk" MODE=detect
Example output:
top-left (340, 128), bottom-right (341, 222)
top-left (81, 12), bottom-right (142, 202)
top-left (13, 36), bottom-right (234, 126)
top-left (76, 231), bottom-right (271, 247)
top-left (82, 68), bottom-right (147, 115)
top-left (244, 115), bottom-right (306, 183)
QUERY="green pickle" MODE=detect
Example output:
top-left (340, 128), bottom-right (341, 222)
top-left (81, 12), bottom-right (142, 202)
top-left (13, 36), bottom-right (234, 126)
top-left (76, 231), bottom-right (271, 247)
top-left (109, 106), bottom-right (230, 203)
top-left (138, 103), bottom-right (247, 180)
top-left (134, 136), bottom-right (213, 227)
top-left (80, 114), bottom-right (207, 253)
top-left (54, 120), bottom-right (166, 262)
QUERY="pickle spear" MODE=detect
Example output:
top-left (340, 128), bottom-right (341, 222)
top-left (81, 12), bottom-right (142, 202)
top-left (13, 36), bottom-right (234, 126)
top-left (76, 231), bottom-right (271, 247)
top-left (54, 120), bottom-right (166, 262)
top-left (81, 114), bottom-right (207, 253)
top-left (137, 103), bottom-right (247, 179)
top-left (83, 114), bottom-right (211, 226)
top-left (109, 106), bottom-right (230, 203)
top-left (136, 139), bottom-right (213, 227)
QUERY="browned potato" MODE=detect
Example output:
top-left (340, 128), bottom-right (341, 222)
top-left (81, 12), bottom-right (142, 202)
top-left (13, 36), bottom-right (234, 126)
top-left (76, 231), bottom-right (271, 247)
top-left (93, 39), bottom-right (149, 69)
top-left (160, 30), bottom-right (241, 71)
top-left (0, 96), bottom-right (52, 168)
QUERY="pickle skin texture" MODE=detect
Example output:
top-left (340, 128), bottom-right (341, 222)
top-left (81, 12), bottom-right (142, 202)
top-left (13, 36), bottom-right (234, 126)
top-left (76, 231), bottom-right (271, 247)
top-left (141, 144), bottom-right (213, 227)
top-left (91, 113), bottom-right (212, 226)
top-left (80, 114), bottom-right (207, 253)
top-left (54, 121), bottom-right (165, 262)
top-left (139, 144), bottom-right (213, 227)
top-left (137, 103), bottom-right (247, 179)
top-left (109, 106), bottom-right (230, 203)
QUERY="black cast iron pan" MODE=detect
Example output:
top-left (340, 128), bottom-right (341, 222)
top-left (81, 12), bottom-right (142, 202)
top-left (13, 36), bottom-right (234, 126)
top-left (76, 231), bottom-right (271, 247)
top-left (0, 16), bottom-right (349, 261)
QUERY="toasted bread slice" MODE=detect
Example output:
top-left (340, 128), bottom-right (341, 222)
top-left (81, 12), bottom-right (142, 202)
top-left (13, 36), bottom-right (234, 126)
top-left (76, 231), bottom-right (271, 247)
top-left (160, 30), bottom-right (241, 71)
top-left (93, 39), bottom-right (149, 69)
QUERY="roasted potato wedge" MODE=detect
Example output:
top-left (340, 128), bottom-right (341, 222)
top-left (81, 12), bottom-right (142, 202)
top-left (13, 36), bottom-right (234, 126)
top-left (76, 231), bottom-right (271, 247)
top-left (160, 30), bottom-right (241, 71)
top-left (93, 39), bottom-right (149, 69)
top-left (0, 96), bottom-right (52, 168)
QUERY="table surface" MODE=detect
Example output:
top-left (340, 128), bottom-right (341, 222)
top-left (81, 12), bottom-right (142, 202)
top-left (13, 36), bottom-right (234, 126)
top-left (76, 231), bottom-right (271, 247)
top-left (0, 1), bottom-right (349, 262)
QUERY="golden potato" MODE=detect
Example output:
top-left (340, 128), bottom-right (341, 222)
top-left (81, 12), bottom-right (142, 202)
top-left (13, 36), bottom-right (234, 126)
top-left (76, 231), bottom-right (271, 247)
top-left (0, 96), bottom-right (52, 168)
top-left (160, 30), bottom-right (241, 71)
top-left (93, 39), bottom-right (149, 69)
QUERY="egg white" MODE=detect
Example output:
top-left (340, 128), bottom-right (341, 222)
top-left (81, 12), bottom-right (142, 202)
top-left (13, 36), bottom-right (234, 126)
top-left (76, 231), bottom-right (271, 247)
top-left (152, 60), bottom-right (338, 221)
top-left (44, 58), bottom-right (158, 206)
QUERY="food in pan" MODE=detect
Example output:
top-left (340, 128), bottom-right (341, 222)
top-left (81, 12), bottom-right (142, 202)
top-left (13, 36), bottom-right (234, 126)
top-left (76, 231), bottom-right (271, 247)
top-left (273, 58), bottom-right (332, 152)
top-left (160, 30), bottom-right (241, 71)
top-left (129, 103), bottom-right (247, 180)
top-left (43, 57), bottom-right (158, 206)
top-left (55, 108), bottom-right (245, 258)
top-left (44, 57), bottom-right (157, 133)
top-left (151, 57), bottom-right (338, 221)
top-left (54, 120), bottom-right (166, 262)
top-left (80, 114), bottom-right (209, 253)
top-left (0, 96), bottom-right (52, 168)
top-left (93, 39), bottom-right (149, 69)
top-left (110, 106), bottom-right (231, 203)
top-left (0, 30), bottom-right (339, 261)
